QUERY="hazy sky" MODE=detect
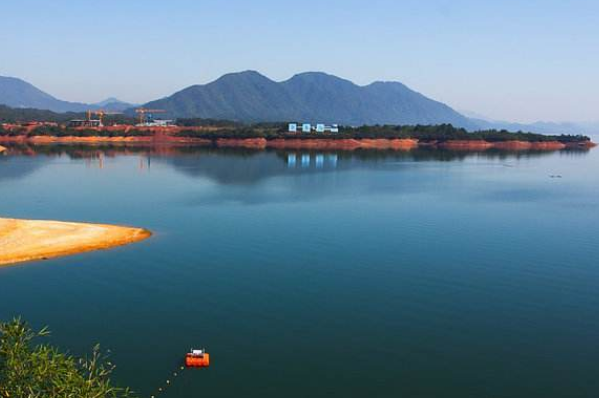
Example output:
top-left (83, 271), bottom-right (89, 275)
top-left (1, 0), bottom-right (597, 123)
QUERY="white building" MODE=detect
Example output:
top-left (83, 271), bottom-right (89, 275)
top-left (137, 119), bottom-right (175, 127)
top-left (288, 123), bottom-right (339, 134)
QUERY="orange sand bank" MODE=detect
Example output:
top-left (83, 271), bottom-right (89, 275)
top-left (0, 218), bottom-right (151, 267)
top-left (0, 136), bottom-right (594, 152)
top-left (266, 138), bottom-right (419, 150)
top-left (0, 145), bottom-right (6, 153)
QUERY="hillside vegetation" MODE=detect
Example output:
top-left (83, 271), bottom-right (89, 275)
top-left (0, 105), bottom-right (136, 125)
top-left (143, 71), bottom-right (475, 128)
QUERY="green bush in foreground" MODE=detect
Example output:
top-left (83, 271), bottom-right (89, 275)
top-left (0, 318), bottom-right (133, 398)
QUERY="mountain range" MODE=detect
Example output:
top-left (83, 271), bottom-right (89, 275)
top-left (143, 71), bottom-right (474, 128)
top-left (0, 76), bottom-right (135, 113)
top-left (1, 72), bottom-right (596, 135)
top-left (92, 97), bottom-right (136, 112)
top-left (471, 118), bottom-right (599, 136)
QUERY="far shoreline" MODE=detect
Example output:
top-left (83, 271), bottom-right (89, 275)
top-left (0, 136), bottom-right (595, 152)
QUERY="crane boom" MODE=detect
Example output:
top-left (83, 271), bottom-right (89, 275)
top-left (135, 108), bottom-right (166, 125)
top-left (86, 109), bottom-right (122, 126)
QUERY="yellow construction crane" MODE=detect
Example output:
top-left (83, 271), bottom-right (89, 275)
top-left (135, 108), bottom-right (166, 125)
top-left (86, 110), bottom-right (120, 126)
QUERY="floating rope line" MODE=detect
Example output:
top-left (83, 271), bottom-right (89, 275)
top-left (150, 366), bottom-right (186, 397)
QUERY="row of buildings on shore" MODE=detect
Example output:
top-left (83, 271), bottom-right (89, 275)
top-left (68, 120), bottom-right (337, 131)
top-left (6, 119), bottom-right (339, 133)
top-left (288, 123), bottom-right (339, 134)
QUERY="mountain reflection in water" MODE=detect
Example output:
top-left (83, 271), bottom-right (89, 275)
top-left (1, 141), bottom-right (599, 398)
top-left (0, 143), bottom-right (590, 186)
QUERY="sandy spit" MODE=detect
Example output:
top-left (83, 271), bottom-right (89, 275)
top-left (0, 218), bottom-right (151, 267)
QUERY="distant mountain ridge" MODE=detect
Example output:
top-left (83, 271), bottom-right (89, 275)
top-left (143, 71), bottom-right (475, 128)
top-left (0, 76), bottom-right (134, 112)
top-left (0, 76), bottom-right (89, 113)
top-left (471, 118), bottom-right (599, 136)
top-left (93, 97), bottom-right (137, 112)
top-left (2, 72), bottom-right (595, 135)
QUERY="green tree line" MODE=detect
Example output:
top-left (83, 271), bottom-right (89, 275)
top-left (0, 105), bottom-right (137, 125)
top-left (175, 123), bottom-right (590, 143)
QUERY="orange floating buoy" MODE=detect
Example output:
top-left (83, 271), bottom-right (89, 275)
top-left (185, 348), bottom-right (210, 368)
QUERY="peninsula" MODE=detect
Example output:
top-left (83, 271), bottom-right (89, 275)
top-left (0, 218), bottom-right (151, 267)
top-left (0, 122), bottom-right (594, 152)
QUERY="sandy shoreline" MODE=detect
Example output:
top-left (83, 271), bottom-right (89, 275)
top-left (0, 145), bottom-right (6, 153)
top-left (0, 218), bottom-right (151, 267)
top-left (0, 136), bottom-right (594, 151)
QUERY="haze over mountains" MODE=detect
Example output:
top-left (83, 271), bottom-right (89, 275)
top-left (0, 76), bottom-right (135, 113)
top-left (92, 97), bottom-right (136, 112)
top-left (472, 118), bottom-right (599, 136)
top-left (1, 72), bottom-right (596, 135)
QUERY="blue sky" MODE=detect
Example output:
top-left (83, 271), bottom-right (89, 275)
top-left (1, 0), bottom-right (597, 123)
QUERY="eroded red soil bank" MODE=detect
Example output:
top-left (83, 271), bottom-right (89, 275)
top-left (0, 136), bottom-right (594, 151)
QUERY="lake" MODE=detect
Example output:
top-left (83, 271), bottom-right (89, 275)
top-left (1, 144), bottom-right (598, 397)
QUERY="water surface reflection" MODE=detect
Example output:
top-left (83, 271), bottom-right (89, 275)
top-left (1, 143), bottom-right (590, 186)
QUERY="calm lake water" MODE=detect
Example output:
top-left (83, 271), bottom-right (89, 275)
top-left (1, 143), bottom-right (599, 397)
